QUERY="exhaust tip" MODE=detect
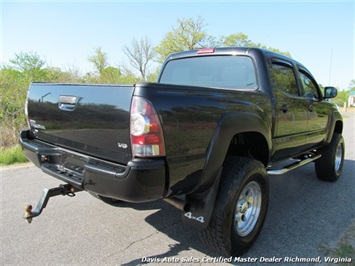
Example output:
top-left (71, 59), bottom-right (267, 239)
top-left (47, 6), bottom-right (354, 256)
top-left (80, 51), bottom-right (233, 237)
top-left (164, 197), bottom-right (190, 212)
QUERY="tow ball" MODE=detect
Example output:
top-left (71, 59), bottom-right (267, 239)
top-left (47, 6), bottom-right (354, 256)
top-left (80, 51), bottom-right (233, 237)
top-left (23, 184), bottom-right (81, 223)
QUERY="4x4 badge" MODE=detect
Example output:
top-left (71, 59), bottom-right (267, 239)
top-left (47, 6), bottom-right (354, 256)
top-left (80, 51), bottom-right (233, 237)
top-left (184, 212), bottom-right (205, 223)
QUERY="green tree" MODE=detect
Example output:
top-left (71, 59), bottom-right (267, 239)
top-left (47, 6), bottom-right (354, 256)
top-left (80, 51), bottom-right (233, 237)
top-left (155, 17), bottom-right (291, 62)
top-left (9, 51), bottom-right (45, 72)
top-left (88, 47), bottom-right (109, 77)
top-left (146, 67), bottom-right (160, 82)
top-left (254, 43), bottom-right (291, 57)
top-left (100, 66), bottom-right (121, 83)
top-left (86, 48), bottom-right (140, 84)
top-left (155, 17), bottom-right (212, 62)
top-left (103, 66), bottom-right (140, 84)
top-left (217, 33), bottom-right (291, 57)
top-left (332, 80), bottom-right (355, 107)
top-left (0, 52), bottom-right (49, 147)
top-left (123, 37), bottom-right (156, 81)
top-left (219, 33), bottom-right (253, 47)
top-left (333, 89), bottom-right (349, 107)
top-left (45, 66), bottom-right (83, 83)
top-left (8, 51), bottom-right (47, 82)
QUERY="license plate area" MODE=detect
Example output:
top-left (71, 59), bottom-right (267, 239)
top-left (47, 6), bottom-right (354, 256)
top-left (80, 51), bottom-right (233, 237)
top-left (63, 154), bottom-right (85, 174)
top-left (41, 151), bottom-right (88, 186)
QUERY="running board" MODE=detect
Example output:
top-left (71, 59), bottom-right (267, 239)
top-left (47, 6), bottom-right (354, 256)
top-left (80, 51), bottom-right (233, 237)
top-left (267, 154), bottom-right (321, 175)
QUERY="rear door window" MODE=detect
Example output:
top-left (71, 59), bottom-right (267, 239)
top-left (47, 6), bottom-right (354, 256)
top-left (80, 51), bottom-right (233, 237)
top-left (159, 56), bottom-right (257, 90)
top-left (269, 61), bottom-right (299, 96)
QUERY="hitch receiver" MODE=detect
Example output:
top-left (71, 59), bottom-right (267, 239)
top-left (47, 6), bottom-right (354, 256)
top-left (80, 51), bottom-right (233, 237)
top-left (23, 184), bottom-right (80, 223)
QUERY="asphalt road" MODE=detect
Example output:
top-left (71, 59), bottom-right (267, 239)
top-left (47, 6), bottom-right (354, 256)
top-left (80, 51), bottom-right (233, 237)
top-left (1, 113), bottom-right (354, 265)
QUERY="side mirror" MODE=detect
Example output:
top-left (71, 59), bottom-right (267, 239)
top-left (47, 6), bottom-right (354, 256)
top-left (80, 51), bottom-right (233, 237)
top-left (324, 86), bottom-right (337, 99)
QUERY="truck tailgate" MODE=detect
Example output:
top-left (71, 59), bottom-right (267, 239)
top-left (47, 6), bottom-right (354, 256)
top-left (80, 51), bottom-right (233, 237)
top-left (26, 83), bottom-right (134, 164)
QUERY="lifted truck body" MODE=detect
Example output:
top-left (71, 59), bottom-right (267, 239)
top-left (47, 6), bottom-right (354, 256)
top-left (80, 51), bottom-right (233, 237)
top-left (21, 47), bottom-right (344, 256)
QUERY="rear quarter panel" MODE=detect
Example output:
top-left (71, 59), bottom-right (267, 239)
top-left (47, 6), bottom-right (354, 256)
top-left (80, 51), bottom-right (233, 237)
top-left (134, 83), bottom-right (272, 196)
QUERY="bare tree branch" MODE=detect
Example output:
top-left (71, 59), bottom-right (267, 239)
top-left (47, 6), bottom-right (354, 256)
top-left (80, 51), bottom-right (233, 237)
top-left (123, 37), bottom-right (156, 81)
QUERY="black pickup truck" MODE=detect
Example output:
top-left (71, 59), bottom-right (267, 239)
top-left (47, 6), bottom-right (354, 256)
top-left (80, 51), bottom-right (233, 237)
top-left (21, 47), bottom-right (344, 256)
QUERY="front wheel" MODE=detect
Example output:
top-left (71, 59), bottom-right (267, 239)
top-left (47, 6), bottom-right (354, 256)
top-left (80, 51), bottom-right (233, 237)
top-left (315, 133), bottom-right (345, 182)
top-left (199, 157), bottom-right (269, 256)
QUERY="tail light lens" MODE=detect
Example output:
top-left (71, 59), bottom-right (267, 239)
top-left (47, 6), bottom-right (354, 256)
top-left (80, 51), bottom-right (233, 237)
top-left (25, 89), bottom-right (31, 128)
top-left (130, 96), bottom-right (165, 157)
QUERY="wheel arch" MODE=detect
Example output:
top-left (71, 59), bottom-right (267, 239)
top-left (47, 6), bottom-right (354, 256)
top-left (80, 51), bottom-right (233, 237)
top-left (183, 112), bottom-right (271, 230)
top-left (326, 111), bottom-right (343, 144)
top-left (195, 112), bottom-right (272, 193)
top-left (226, 132), bottom-right (269, 167)
top-left (334, 120), bottom-right (343, 134)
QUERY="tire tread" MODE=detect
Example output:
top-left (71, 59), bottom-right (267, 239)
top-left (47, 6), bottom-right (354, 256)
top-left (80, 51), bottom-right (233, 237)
top-left (199, 156), bottom-right (268, 256)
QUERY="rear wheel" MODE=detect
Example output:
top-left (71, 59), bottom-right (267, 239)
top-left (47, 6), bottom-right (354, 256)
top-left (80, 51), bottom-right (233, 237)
top-left (315, 133), bottom-right (344, 182)
top-left (199, 157), bottom-right (269, 256)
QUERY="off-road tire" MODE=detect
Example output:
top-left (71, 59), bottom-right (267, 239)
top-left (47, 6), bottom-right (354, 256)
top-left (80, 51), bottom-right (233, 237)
top-left (315, 133), bottom-right (345, 182)
top-left (199, 156), bottom-right (269, 256)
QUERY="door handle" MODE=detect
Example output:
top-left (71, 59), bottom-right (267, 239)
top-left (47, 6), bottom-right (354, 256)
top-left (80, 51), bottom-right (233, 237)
top-left (58, 95), bottom-right (77, 111)
top-left (280, 104), bottom-right (288, 113)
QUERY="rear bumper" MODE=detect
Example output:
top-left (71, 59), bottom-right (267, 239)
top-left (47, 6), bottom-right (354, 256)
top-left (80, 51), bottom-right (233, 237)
top-left (20, 130), bottom-right (167, 202)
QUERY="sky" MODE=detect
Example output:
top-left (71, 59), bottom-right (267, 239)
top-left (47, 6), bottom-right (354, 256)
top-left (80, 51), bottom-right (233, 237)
top-left (1, 0), bottom-right (354, 90)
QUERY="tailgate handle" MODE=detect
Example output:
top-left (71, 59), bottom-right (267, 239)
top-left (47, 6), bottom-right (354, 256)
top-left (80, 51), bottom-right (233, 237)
top-left (59, 95), bottom-right (77, 111)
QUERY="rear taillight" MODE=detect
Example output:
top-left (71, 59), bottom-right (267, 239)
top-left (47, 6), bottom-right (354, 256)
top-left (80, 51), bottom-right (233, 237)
top-left (25, 89), bottom-right (30, 128)
top-left (130, 96), bottom-right (165, 157)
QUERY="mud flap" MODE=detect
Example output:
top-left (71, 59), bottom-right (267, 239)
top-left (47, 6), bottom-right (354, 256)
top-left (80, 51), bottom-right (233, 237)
top-left (182, 168), bottom-right (222, 230)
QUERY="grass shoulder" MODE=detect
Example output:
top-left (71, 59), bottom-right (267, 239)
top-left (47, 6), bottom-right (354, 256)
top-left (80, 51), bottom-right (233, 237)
top-left (0, 145), bottom-right (28, 166)
top-left (319, 220), bottom-right (355, 265)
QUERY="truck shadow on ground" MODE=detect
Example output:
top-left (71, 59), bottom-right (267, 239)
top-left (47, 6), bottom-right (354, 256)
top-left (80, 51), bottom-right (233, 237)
top-left (120, 160), bottom-right (355, 265)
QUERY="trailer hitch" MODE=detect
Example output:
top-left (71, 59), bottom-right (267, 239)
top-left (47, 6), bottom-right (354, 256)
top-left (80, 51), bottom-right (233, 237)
top-left (23, 184), bottom-right (81, 223)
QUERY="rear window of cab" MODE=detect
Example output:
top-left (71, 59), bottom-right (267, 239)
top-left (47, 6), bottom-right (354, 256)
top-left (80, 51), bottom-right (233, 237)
top-left (159, 55), bottom-right (257, 90)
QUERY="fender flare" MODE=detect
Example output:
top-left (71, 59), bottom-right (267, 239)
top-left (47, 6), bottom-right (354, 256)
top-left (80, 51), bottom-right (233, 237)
top-left (183, 112), bottom-right (272, 229)
top-left (325, 110), bottom-right (343, 144)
